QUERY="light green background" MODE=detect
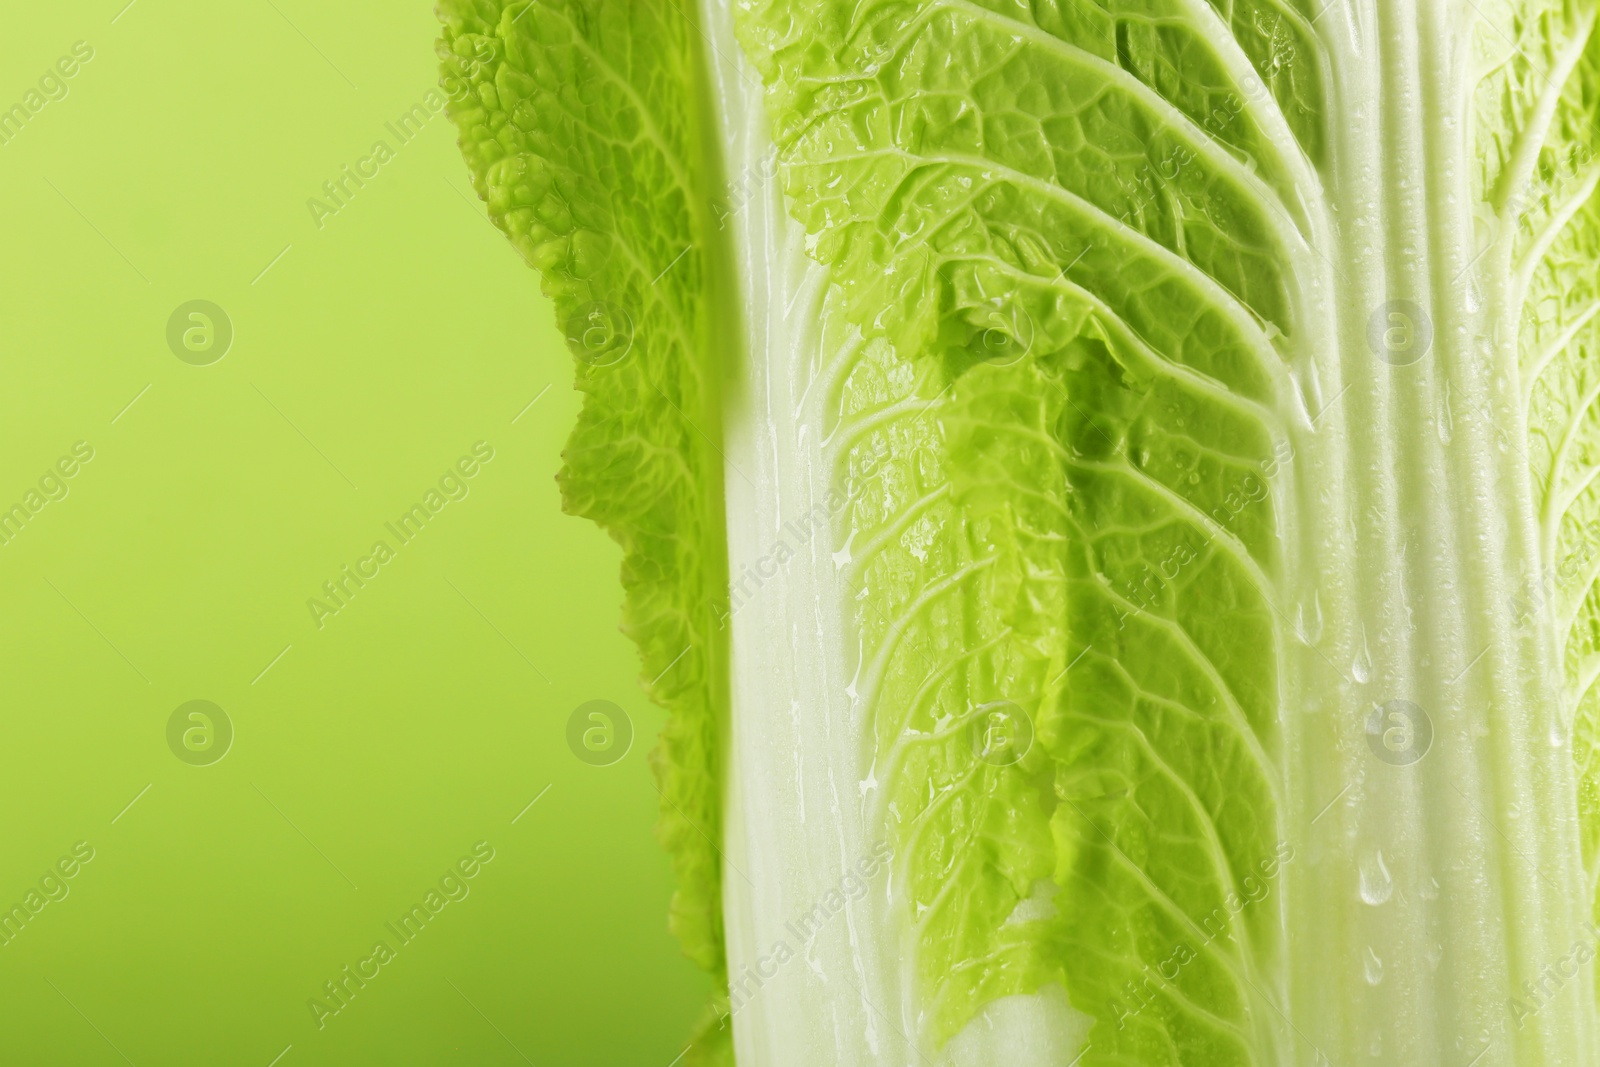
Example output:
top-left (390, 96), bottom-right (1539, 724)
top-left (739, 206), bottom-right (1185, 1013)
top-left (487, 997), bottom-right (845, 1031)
top-left (0, 2), bottom-right (707, 1064)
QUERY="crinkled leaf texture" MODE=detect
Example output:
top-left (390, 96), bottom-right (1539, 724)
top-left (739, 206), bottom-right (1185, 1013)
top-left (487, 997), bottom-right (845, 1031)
top-left (443, 0), bottom-right (1600, 1064)
top-left (438, 2), bottom-right (736, 1058)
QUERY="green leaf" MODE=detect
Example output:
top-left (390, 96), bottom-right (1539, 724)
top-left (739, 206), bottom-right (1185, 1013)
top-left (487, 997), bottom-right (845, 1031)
top-left (731, 0), bottom-right (1600, 1063)
top-left (1507, 1), bottom-right (1600, 917)
top-left (731, 0), bottom-right (1296, 1056)
top-left (437, 0), bottom-right (735, 983)
top-left (441, 0), bottom-right (1600, 1063)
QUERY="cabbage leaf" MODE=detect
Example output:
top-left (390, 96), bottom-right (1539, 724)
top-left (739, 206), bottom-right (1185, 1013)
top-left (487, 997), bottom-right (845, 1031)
top-left (441, 1), bottom-right (1600, 1063)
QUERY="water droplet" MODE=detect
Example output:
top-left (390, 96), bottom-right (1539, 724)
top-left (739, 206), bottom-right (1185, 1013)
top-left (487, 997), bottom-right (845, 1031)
top-left (1363, 946), bottom-right (1384, 985)
top-left (1359, 850), bottom-right (1393, 905)
top-left (1552, 719), bottom-right (1570, 748)
top-left (1290, 368), bottom-right (1319, 426)
top-left (1351, 627), bottom-right (1373, 684)
top-left (1438, 382), bottom-right (1454, 444)
top-left (832, 529), bottom-right (856, 569)
top-left (1294, 591), bottom-right (1323, 644)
